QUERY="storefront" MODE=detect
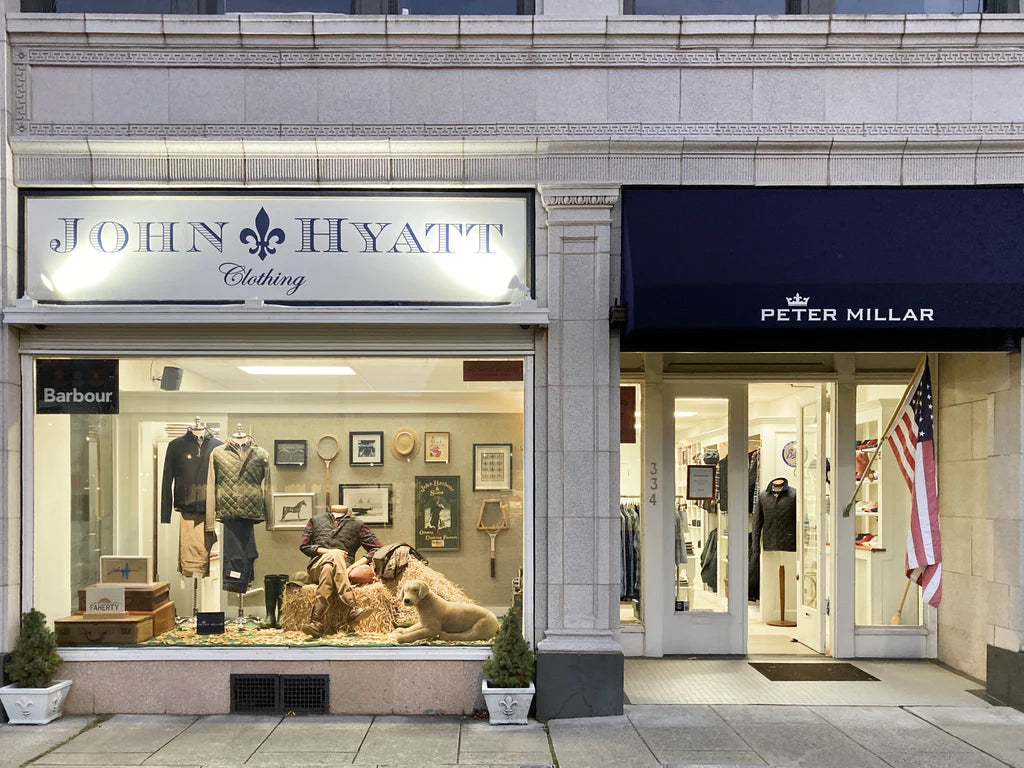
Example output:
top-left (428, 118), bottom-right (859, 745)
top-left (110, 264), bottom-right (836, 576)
top-left (616, 187), bottom-right (1024, 700)
top-left (7, 190), bottom-right (546, 714)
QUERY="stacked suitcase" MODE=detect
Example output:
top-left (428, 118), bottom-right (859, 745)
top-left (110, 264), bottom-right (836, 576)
top-left (56, 582), bottom-right (175, 645)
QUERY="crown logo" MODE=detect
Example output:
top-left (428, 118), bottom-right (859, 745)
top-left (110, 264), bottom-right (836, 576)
top-left (786, 293), bottom-right (810, 307)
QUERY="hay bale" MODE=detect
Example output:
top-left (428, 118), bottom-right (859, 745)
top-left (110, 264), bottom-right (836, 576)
top-left (279, 583), bottom-right (347, 634)
top-left (351, 582), bottom-right (396, 634)
top-left (386, 560), bottom-right (475, 625)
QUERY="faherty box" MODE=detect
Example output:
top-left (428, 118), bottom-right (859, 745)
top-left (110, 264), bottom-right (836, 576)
top-left (100, 556), bottom-right (153, 584)
top-left (84, 585), bottom-right (126, 617)
top-left (55, 614), bottom-right (154, 645)
top-left (79, 582), bottom-right (170, 612)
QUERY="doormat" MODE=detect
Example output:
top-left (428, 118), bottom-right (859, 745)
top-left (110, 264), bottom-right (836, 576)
top-left (749, 662), bottom-right (879, 682)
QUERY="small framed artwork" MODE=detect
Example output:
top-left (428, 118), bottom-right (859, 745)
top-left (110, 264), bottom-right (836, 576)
top-left (415, 476), bottom-right (460, 551)
top-left (349, 431), bottom-right (384, 467)
top-left (271, 492), bottom-right (315, 530)
top-left (339, 483), bottom-right (392, 526)
top-left (473, 443), bottom-right (513, 491)
top-left (273, 439), bottom-right (308, 468)
top-left (424, 431), bottom-right (450, 463)
top-left (686, 465), bottom-right (716, 500)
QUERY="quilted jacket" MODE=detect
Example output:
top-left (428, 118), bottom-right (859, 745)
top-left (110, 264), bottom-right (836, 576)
top-left (205, 439), bottom-right (272, 531)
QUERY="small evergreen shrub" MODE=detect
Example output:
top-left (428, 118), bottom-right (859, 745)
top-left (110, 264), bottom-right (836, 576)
top-left (482, 606), bottom-right (534, 688)
top-left (6, 610), bottom-right (63, 689)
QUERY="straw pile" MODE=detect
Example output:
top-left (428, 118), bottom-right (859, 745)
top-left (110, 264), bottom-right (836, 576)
top-left (279, 582), bottom-right (348, 634)
top-left (279, 560), bottom-right (474, 635)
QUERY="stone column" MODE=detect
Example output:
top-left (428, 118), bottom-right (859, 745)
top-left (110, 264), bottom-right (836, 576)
top-left (535, 187), bottom-right (623, 720)
top-left (0, 9), bottom-right (21, 682)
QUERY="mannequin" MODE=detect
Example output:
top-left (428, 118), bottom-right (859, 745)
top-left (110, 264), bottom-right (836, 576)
top-left (206, 425), bottom-right (272, 594)
top-left (754, 477), bottom-right (797, 626)
top-left (160, 418), bottom-right (223, 591)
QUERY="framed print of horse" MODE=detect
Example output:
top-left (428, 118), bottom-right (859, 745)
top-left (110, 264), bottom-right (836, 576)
top-left (271, 492), bottom-right (315, 530)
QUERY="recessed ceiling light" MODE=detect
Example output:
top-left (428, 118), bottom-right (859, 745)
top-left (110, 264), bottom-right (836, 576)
top-left (238, 366), bottom-right (355, 376)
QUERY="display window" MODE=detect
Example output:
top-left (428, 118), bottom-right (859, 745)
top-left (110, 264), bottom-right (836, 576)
top-left (30, 355), bottom-right (526, 648)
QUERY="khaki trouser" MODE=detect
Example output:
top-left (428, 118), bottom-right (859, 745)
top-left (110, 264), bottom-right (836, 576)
top-left (307, 550), bottom-right (356, 622)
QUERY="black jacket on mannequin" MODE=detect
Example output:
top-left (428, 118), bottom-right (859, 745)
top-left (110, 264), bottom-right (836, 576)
top-left (161, 430), bottom-right (223, 524)
top-left (753, 477), bottom-right (797, 552)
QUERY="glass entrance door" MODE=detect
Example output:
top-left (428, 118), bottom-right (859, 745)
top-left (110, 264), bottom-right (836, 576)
top-left (661, 381), bottom-right (748, 655)
top-left (796, 385), bottom-right (830, 653)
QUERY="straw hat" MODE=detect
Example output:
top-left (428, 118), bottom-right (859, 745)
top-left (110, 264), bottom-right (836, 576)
top-left (390, 428), bottom-right (419, 461)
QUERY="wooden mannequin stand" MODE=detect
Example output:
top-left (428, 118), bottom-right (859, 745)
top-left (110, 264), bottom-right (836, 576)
top-left (766, 564), bottom-right (797, 627)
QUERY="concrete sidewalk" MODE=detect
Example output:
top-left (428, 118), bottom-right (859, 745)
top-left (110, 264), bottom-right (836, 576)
top-left (2, 704), bottom-right (1024, 768)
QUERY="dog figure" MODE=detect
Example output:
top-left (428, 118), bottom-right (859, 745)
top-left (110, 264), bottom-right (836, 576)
top-left (394, 579), bottom-right (499, 644)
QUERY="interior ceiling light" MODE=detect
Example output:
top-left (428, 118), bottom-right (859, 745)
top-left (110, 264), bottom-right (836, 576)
top-left (674, 411), bottom-right (698, 418)
top-left (238, 366), bottom-right (355, 376)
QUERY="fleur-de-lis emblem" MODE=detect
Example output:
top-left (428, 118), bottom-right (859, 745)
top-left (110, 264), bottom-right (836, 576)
top-left (239, 207), bottom-right (285, 261)
top-left (498, 695), bottom-right (519, 716)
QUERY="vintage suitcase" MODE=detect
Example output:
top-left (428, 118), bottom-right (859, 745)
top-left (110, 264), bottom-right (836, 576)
top-left (55, 614), bottom-right (154, 645)
top-left (78, 582), bottom-right (170, 612)
top-left (72, 600), bottom-right (176, 637)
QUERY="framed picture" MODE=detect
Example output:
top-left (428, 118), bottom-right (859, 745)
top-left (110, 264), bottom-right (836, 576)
top-left (424, 431), bottom-right (450, 463)
top-left (270, 492), bottom-right (315, 530)
top-left (415, 476), bottom-right (460, 551)
top-left (273, 439), bottom-right (307, 468)
top-left (473, 443), bottom-right (513, 491)
top-left (339, 483), bottom-right (392, 526)
top-left (686, 465), bottom-right (716, 500)
top-left (349, 431), bottom-right (384, 466)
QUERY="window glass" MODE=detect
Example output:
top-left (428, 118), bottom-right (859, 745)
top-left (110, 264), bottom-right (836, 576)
top-left (854, 383), bottom-right (923, 627)
top-left (619, 384), bottom-right (642, 624)
top-left (631, 0), bottom-right (789, 13)
top-left (395, 0), bottom-right (520, 12)
top-left (221, 0), bottom-right (351, 11)
top-left (33, 355), bottom-right (525, 647)
top-left (630, 0), bottom-right (1006, 11)
top-left (675, 397), bottom-right (729, 613)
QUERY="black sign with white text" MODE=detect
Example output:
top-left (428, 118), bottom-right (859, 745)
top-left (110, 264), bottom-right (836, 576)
top-left (36, 359), bottom-right (119, 414)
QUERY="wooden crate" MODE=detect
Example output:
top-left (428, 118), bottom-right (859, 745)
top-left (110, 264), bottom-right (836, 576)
top-left (72, 600), bottom-right (176, 637)
top-left (56, 614), bottom-right (154, 645)
top-left (78, 582), bottom-right (170, 612)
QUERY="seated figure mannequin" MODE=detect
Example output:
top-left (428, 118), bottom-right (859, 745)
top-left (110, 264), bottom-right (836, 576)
top-left (298, 504), bottom-right (383, 637)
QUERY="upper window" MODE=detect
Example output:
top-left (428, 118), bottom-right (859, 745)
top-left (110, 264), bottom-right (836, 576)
top-left (21, 0), bottom-right (533, 12)
top-left (626, 0), bottom-right (1018, 12)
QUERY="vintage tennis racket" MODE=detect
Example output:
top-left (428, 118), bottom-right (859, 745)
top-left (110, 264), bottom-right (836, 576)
top-left (316, 434), bottom-right (340, 509)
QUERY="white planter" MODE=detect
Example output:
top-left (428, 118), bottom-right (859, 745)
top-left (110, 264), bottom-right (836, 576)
top-left (0, 680), bottom-right (72, 725)
top-left (481, 680), bottom-right (534, 725)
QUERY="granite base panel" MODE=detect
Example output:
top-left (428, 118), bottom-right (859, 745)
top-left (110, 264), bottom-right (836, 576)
top-left (987, 644), bottom-right (1024, 709)
top-left (60, 659), bottom-right (485, 715)
top-left (535, 650), bottom-right (623, 720)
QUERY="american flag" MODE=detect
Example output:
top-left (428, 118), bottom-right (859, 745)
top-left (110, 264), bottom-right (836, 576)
top-left (884, 358), bottom-right (942, 607)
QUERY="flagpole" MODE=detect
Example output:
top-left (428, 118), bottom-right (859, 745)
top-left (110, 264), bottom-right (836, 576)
top-left (840, 355), bottom-right (928, 520)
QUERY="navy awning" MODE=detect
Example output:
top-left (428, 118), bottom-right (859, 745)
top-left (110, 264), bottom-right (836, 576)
top-left (621, 187), bottom-right (1024, 352)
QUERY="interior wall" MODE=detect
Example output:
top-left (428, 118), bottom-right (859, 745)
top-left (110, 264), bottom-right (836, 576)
top-left (198, 411), bottom-right (525, 612)
top-left (936, 352), bottom-right (1023, 682)
top-left (33, 413), bottom-right (72, 622)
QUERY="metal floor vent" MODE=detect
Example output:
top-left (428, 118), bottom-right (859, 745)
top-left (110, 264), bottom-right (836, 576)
top-left (230, 674), bottom-right (329, 715)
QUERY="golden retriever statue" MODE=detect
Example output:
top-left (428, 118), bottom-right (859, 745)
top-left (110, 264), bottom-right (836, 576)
top-left (394, 579), bottom-right (499, 643)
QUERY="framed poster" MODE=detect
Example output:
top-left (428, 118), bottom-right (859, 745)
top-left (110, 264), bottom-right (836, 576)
top-left (273, 439), bottom-right (307, 467)
top-left (270, 493), bottom-right (315, 530)
top-left (473, 443), bottom-right (513, 491)
top-left (339, 483), bottom-right (392, 526)
top-left (415, 476), bottom-right (460, 551)
top-left (349, 431), bottom-right (384, 466)
top-left (686, 465), bottom-right (716, 500)
top-left (424, 431), bottom-right (450, 463)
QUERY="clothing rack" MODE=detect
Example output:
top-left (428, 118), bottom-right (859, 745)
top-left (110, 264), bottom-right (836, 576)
top-left (619, 499), bottom-right (640, 601)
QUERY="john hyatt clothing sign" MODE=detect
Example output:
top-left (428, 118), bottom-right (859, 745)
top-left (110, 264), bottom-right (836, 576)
top-left (415, 476), bottom-right (460, 551)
